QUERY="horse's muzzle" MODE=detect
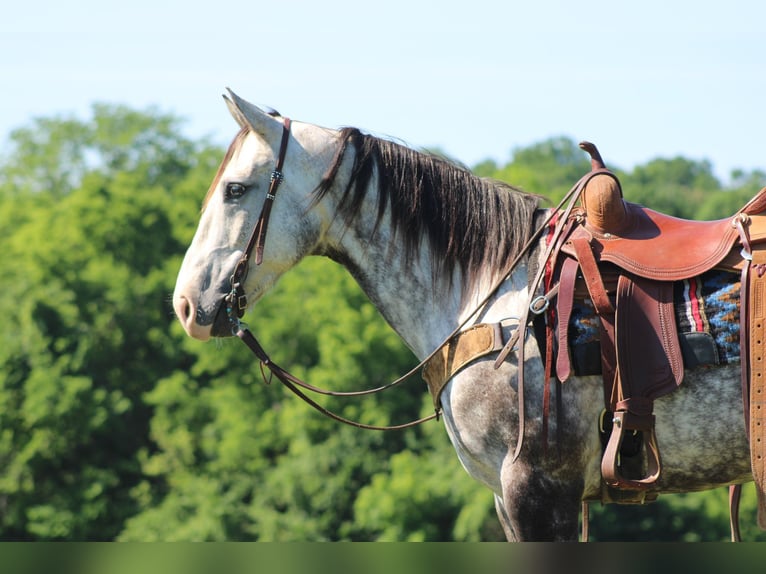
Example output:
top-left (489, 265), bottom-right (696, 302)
top-left (173, 290), bottom-right (236, 340)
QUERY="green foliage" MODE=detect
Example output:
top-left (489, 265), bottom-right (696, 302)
top-left (1, 107), bottom-right (765, 541)
top-left (0, 105), bottom-right (218, 539)
top-left (475, 137), bottom-right (591, 203)
top-left (619, 157), bottom-right (720, 218)
top-left (0, 104), bottom-right (198, 196)
top-left (352, 411), bottom-right (504, 541)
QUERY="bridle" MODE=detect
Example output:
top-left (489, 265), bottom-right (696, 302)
top-left (221, 115), bottom-right (568, 432)
top-left (226, 116), bottom-right (293, 317)
top-left (223, 116), bottom-right (440, 430)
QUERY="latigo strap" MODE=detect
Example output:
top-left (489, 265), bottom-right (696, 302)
top-left (747, 250), bottom-right (766, 528)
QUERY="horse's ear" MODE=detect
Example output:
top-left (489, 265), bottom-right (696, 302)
top-left (223, 92), bottom-right (248, 129)
top-left (223, 89), bottom-right (282, 141)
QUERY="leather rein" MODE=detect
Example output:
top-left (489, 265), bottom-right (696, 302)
top-left (222, 116), bottom-right (561, 431)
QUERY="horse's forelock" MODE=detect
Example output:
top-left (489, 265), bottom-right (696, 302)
top-left (201, 126), bottom-right (250, 212)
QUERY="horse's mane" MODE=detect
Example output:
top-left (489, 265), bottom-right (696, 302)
top-left (313, 127), bottom-right (541, 291)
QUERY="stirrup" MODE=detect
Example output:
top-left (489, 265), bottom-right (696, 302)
top-left (601, 410), bottom-right (662, 491)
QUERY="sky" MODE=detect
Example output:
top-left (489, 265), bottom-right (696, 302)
top-left (2, 0), bottom-right (764, 182)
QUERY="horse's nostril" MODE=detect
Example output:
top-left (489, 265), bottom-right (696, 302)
top-left (172, 293), bottom-right (212, 340)
top-left (175, 295), bottom-right (193, 325)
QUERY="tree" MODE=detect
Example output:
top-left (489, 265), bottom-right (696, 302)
top-left (477, 137), bottom-right (591, 202)
top-left (620, 157), bottom-right (721, 218)
top-left (0, 104), bottom-right (199, 197)
top-left (0, 104), bottom-right (218, 539)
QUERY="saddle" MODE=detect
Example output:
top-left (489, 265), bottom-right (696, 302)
top-left (551, 143), bottom-right (766, 529)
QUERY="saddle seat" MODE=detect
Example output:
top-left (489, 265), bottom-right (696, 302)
top-left (582, 203), bottom-right (741, 280)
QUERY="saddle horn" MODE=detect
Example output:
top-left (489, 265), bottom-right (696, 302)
top-left (579, 141), bottom-right (606, 171)
top-left (577, 141), bottom-right (628, 234)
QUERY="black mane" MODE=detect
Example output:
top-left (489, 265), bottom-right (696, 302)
top-left (313, 128), bottom-right (541, 291)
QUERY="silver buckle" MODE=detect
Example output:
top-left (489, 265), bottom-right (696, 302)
top-left (529, 295), bottom-right (550, 315)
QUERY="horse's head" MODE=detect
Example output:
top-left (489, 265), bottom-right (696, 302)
top-left (173, 91), bottom-right (330, 340)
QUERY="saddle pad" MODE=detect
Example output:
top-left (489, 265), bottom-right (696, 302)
top-left (570, 269), bottom-right (741, 373)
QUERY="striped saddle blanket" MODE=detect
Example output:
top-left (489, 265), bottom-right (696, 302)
top-left (569, 269), bottom-right (740, 374)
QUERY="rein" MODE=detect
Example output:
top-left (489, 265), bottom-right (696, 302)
top-left (223, 116), bottom-right (574, 431)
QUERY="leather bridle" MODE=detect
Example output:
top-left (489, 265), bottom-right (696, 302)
top-left (222, 116), bottom-right (442, 430)
top-left (225, 117), bottom-right (292, 321)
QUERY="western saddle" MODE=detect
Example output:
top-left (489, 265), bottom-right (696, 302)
top-left (422, 142), bottom-right (766, 539)
top-left (555, 143), bottom-right (766, 521)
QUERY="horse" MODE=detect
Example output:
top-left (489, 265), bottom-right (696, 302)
top-left (172, 90), bottom-right (753, 541)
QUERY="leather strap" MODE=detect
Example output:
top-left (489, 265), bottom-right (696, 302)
top-left (555, 256), bottom-right (579, 382)
top-left (567, 233), bottom-right (618, 405)
top-left (253, 117), bottom-right (292, 266)
top-left (569, 235), bottom-right (613, 316)
top-left (736, 215), bottom-right (753, 433)
top-left (730, 484), bottom-right (743, 542)
top-left (227, 118), bottom-right (293, 319)
top-left (422, 322), bottom-right (506, 409)
top-left (747, 249), bottom-right (766, 528)
top-left (236, 327), bottom-right (438, 430)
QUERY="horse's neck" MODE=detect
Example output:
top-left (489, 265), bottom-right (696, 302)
top-left (319, 206), bottom-right (532, 360)
top-left (323, 223), bottom-right (459, 358)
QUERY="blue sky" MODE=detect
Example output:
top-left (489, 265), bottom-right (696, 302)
top-left (2, 0), bottom-right (764, 182)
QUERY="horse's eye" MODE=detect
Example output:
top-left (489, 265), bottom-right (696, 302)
top-left (225, 183), bottom-right (247, 200)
